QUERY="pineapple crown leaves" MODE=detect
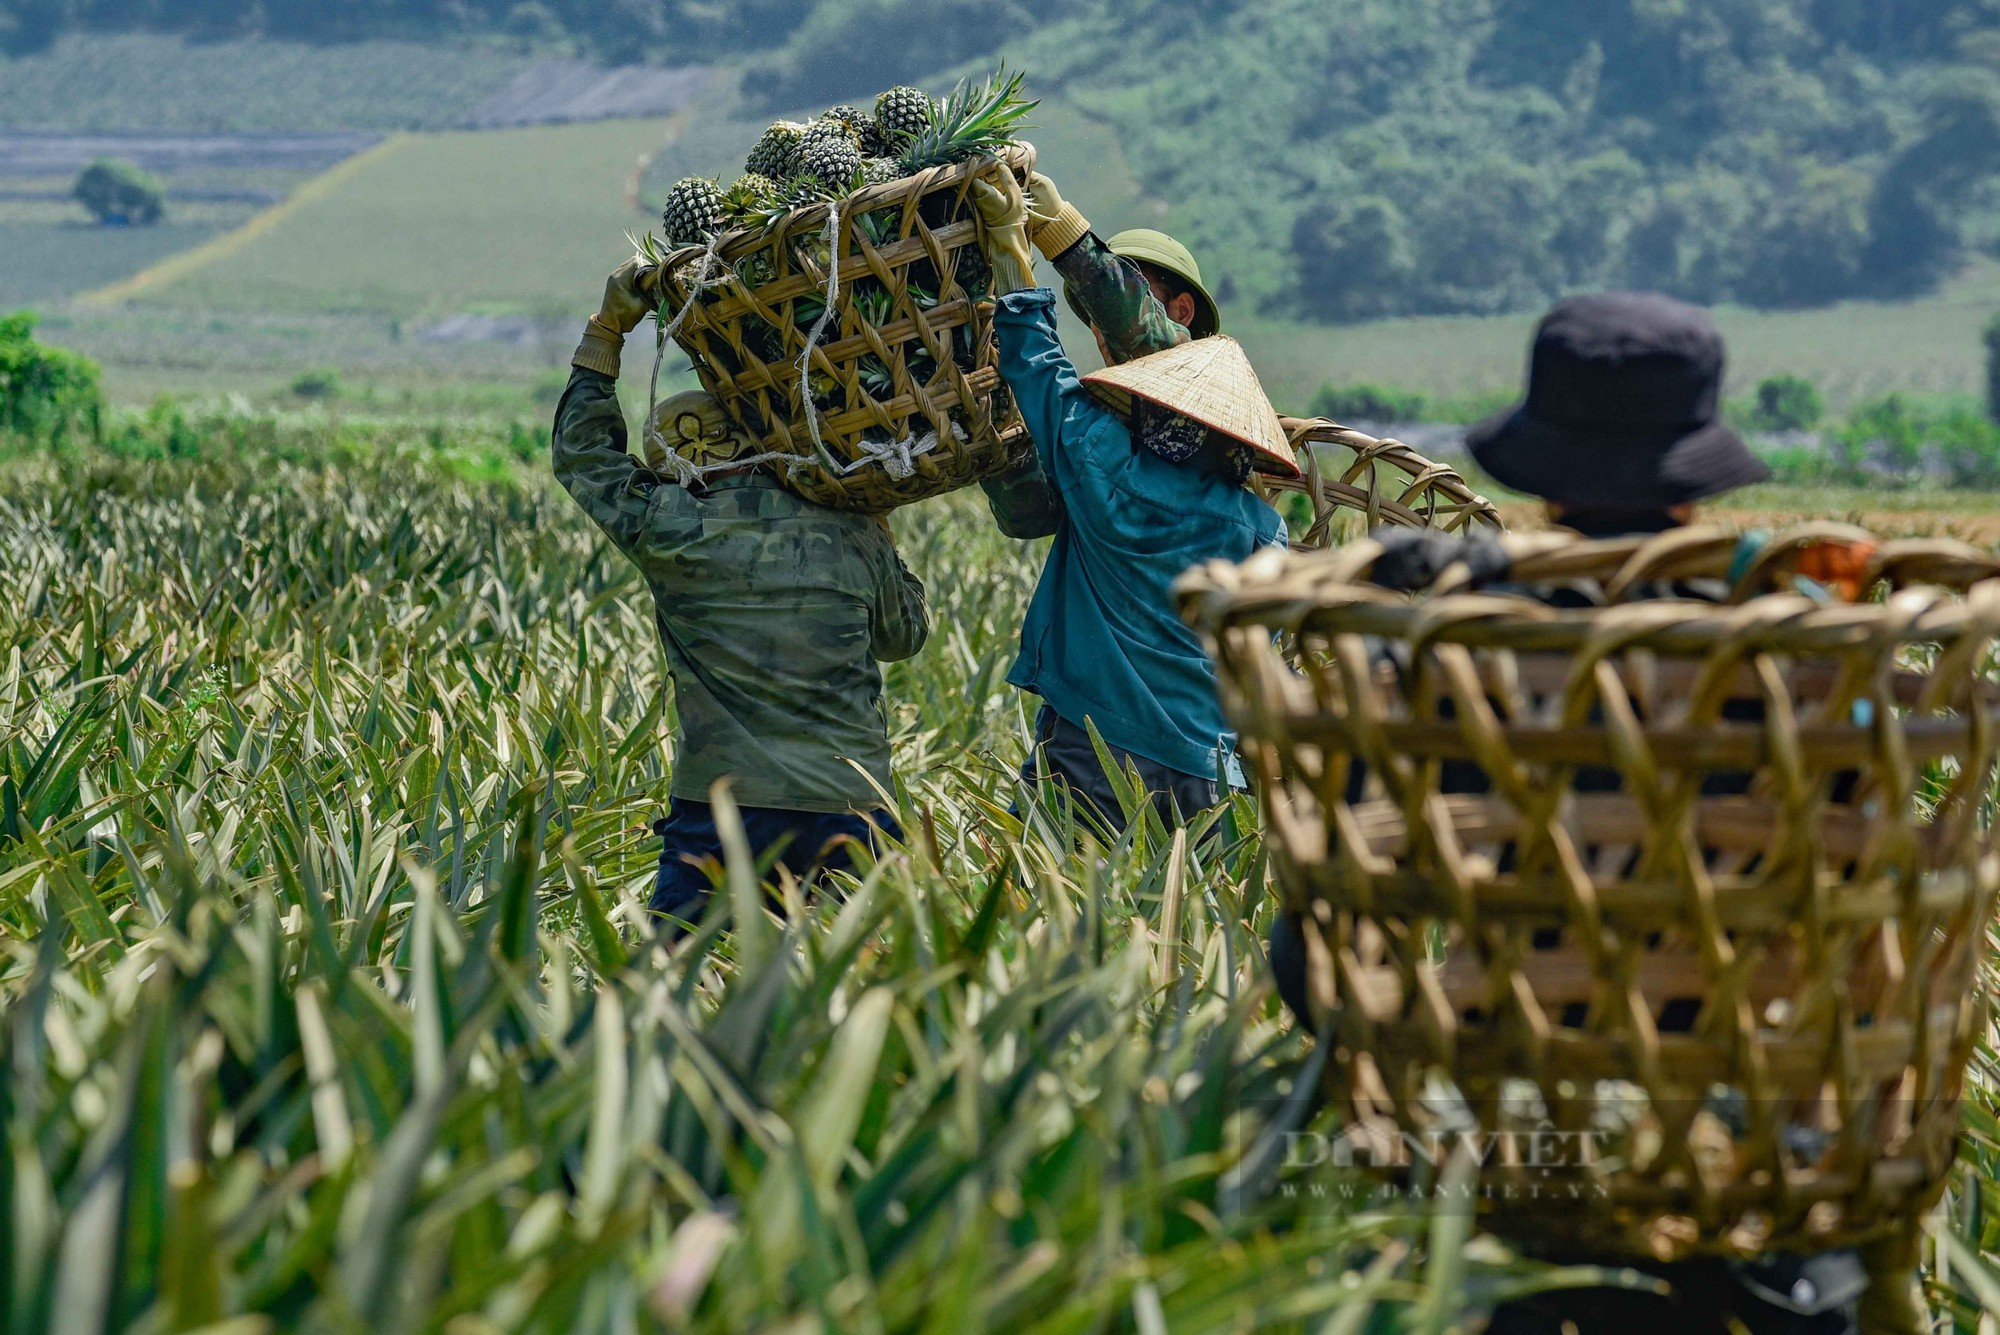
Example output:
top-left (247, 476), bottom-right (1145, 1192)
top-left (722, 175), bottom-right (793, 235)
top-left (627, 229), bottom-right (666, 267)
top-left (856, 205), bottom-right (903, 248)
top-left (895, 66), bottom-right (1036, 174)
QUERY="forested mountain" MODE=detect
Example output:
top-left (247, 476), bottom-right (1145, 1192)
top-left (7, 0), bottom-right (2000, 322)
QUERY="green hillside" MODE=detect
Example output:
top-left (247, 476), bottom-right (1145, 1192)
top-left (11, 1), bottom-right (2000, 322)
top-left (98, 118), bottom-right (669, 318)
top-left (0, 32), bottom-right (536, 132)
top-left (8, 8), bottom-right (2000, 413)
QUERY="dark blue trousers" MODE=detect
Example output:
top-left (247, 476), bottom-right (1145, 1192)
top-left (649, 797), bottom-right (901, 928)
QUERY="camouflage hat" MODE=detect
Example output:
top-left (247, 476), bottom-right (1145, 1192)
top-left (1066, 229), bottom-right (1220, 339)
top-left (647, 391), bottom-right (760, 474)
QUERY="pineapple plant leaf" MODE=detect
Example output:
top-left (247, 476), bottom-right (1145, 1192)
top-left (857, 361), bottom-right (895, 403)
top-left (896, 67), bottom-right (1036, 174)
top-left (627, 229), bottom-right (666, 267)
top-left (857, 206), bottom-right (903, 248)
top-left (782, 175), bottom-right (832, 207)
top-left (723, 174), bottom-right (789, 232)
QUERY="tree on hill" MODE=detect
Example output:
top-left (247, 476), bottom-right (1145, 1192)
top-left (72, 158), bottom-right (164, 226)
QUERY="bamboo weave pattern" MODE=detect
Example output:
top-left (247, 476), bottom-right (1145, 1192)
top-left (1258, 418), bottom-right (1502, 547)
top-left (1179, 524), bottom-right (2000, 1257)
top-left (655, 147), bottom-right (1035, 512)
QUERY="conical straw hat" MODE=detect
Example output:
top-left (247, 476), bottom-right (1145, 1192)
top-left (1083, 335), bottom-right (1300, 479)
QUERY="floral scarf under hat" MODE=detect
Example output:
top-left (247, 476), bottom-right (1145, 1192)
top-left (1134, 401), bottom-right (1252, 484)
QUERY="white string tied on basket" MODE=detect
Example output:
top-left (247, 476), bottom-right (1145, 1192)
top-left (861, 432), bottom-right (923, 479)
top-left (824, 420), bottom-right (961, 480)
top-left (641, 197), bottom-right (975, 492)
top-left (643, 229), bottom-right (729, 472)
top-left (793, 197), bottom-right (845, 472)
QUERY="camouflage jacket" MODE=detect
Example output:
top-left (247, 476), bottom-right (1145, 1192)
top-left (980, 233), bottom-right (1191, 539)
top-left (552, 369), bottom-right (929, 813)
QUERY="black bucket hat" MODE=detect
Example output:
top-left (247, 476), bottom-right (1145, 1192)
top-left (1466, 292), bottom-right (1769, 507)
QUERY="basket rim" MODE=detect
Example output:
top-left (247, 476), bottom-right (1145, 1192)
top-left (657, 143), bottom-right (1033, 270)
top-left (1179, 525), bottom-right (2000, 636)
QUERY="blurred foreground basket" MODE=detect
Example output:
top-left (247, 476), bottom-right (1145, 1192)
top-left (1258, 417), bottom-right (1501, 546)
top-left (1179, 524), bottom-right (2000, 1258)
top-left (655, 146), bottom-right (1035, 512)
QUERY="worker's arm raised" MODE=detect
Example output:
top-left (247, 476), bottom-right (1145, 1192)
top-left (552, 259), bottom-right (659, 557)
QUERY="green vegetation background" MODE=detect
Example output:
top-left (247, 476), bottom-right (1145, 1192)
top-left (11, 0), bottom-right (2000, 325)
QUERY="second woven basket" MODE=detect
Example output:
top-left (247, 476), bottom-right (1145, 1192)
top-left (1179, 524), bottom-right (2000, 1260)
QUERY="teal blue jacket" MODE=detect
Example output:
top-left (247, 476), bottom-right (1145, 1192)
top-left (994, 288), bottom-right (1285, 781)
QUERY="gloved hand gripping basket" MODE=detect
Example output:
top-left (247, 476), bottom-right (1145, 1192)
top-left (649, 75), bottom-right (1037, 512)
top-left (1178, 523), bottom-right (2000, 1260)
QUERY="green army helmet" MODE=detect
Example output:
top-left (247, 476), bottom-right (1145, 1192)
top-left (1065, 229), bottom-right (1221, 340)
top-left (647, 390), bottom-right (760, 475)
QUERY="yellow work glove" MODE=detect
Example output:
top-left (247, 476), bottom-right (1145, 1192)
top-left (572, 256), bottom-right (658, 378)
top-left (1026, 170), bottom-right (1089, 259)
top-left (971, 173), bottom-right (1035, 297)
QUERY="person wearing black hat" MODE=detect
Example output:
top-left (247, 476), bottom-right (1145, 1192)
top-left (1466, 289), bottom-right (1771, 533)
top-left (1266, 292), bottom-right (1916, 1334)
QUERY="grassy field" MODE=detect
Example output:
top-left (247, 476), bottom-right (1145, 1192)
top-left (92, 118), bottom-right (671, 319)
top-left (0, 220), bottom-right (243, 308)
top-left (0, 33), bottom-right (536, 132)
top-left (0, 434), bottom-right (1572, 1333)
top-left (6, 421), bottom-right (2000, 1328)
top-left (1233, 260), bottom-right (2000, 417)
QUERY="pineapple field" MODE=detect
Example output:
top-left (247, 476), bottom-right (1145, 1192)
top-left (12, 22), bottom-right (2000, 1329)
top-left (10, 398), bottom-right (2000, 1331)
top-left (0, 438), bottom-right (1550, 1333)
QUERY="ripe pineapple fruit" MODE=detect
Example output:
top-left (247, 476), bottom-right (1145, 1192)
top-left (798, 127), bottom-right (864, 197)
top-left (661, 177), bottom-right (726, 246)
top-left (873, 86), bottom-right (934, 147)
top-left (802, 115), bottom-right (861, 152)
top-left (861, 157), bottom-right (902, 187)
top-left (821, 104), bottom-right (882, 153)
top-left (746, 120), bottom-right (807, 179)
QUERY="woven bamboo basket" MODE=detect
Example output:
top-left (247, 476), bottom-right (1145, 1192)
top-left (653, 145), bottom-right (1035, 512)
top-left (1256, 417), bottom-right (1502, 547)
top-left (1179, 524), bottom-right (2000, 1259)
